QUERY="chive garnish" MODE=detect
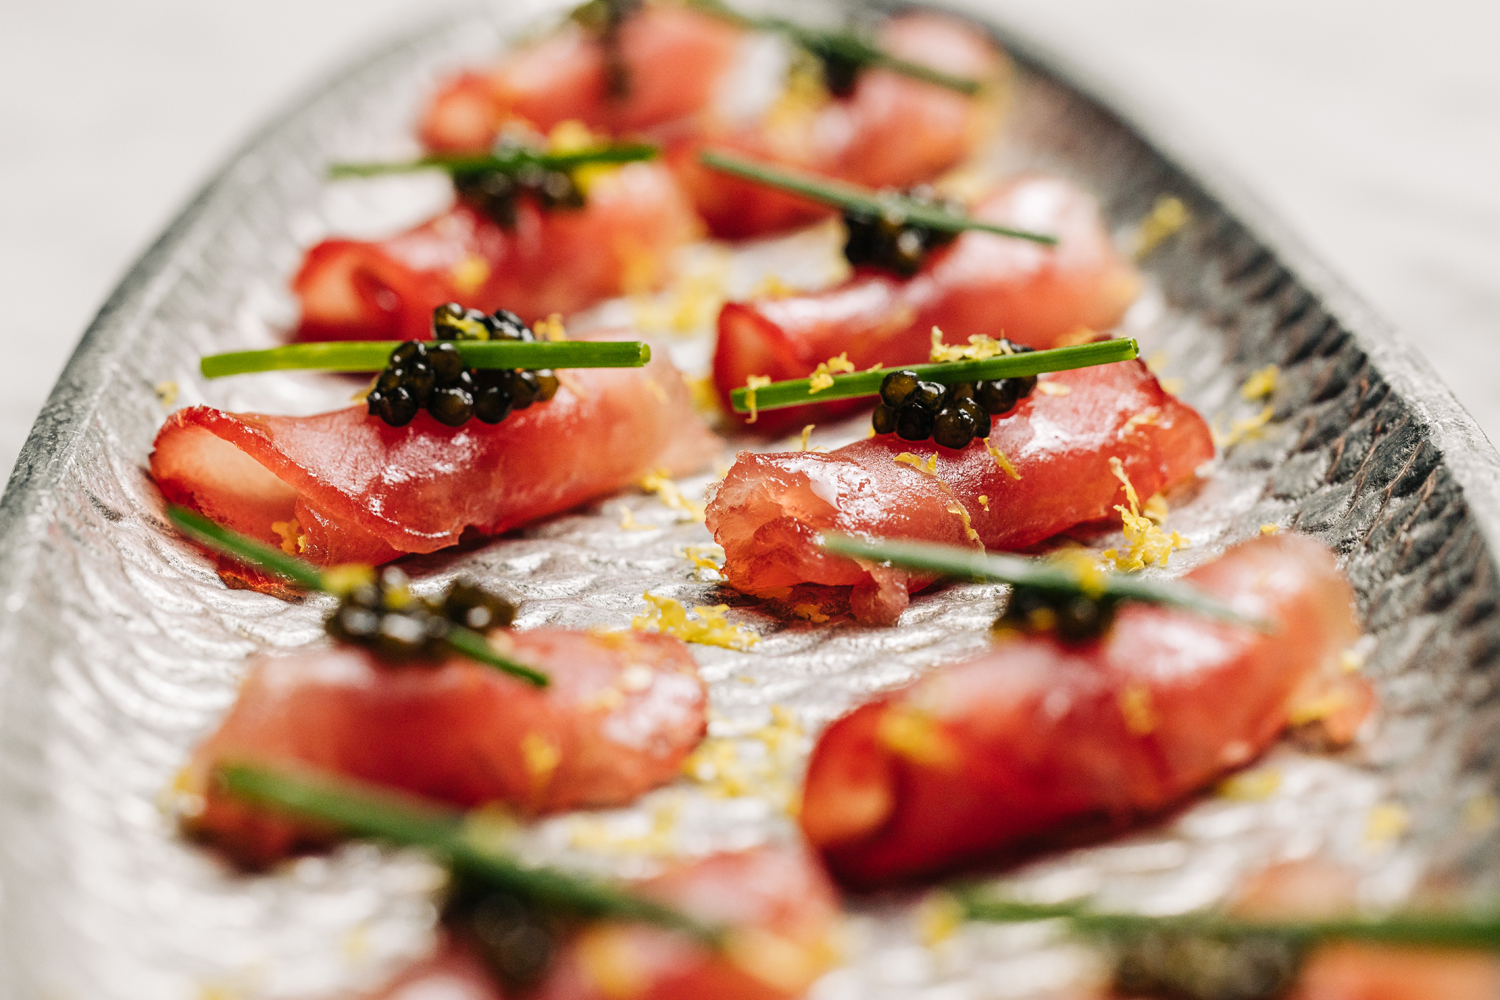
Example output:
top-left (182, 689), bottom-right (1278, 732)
top-left (817, 534), bottom-right (1269, 630)
top-left (328, 143), bottom-right (658, 180)
top-left (218, 762), bottom-right (719, 941)
top-left (954, 890), bottom-right (1500, 950)
top-left (200, 340), bottom-right (652, 380)
top-left (699, 149), bottom-right (1058, 246)
top-left (687, 0), bottom-right (983, 95)
top-left (166, 505), bottom-right (549, 686)
top-left (729, 339), bottom-right (1134, 413)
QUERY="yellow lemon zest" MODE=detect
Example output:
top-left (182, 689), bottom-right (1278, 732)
top-left (685, 374), bottom-right (720, 417)
top-left (928, 326), bottom-right (1014, 363)
top-left (269, 519), bottom-right (305, 556)
top-left (1212, 406), bottom-right (1274, 447)
top-left (1133, 194), bottom-right (1190, 259)
top-left (450, 253), bottom-right (490, 295)
top-left (947, 501), bottom-right (981, 545)
top-left (532, 313), bottom-right (567, 341)
top-left (568, 796), bottom-right (682, 856)
top-left (154, 380), bottom-right (178, 409)
top-left (1261, 523), bottom-right (1281, 536)
top-left (797, 424), bottom-right (815, 451)
top-left (1102, 457), bottom-right (1187, 571)
top-left (1240, 364), bottom-right (1279, 401)
top-left (917, 892), bottom-right (965, 948)
top-left (744, 375), bottom-right (771, 424)
top-left (878, 707), bottom-right (961, 769)
top-left (639, 467), bottom-right (705, 522)
top-left (1119, 684), bottom-right (1157, 735)
top-left (520, 732), bottom-right (561, 794)
top-left (681, 706), bottom-right (803, 811)
top-left (1120, 406), bottom-right (1162, 438)
top-left (977, 495), bottom-right (990, 510)
top-left (1036, 380), bottom-right (1071, 396)
top-left (806, 352), bottom-right (855, 394)
top-left (986, 443), bottom-right (1021, 480)
top-left (617, 506), bottom-right (653, 532)
top-left (632, 592), bottom-right (759, 650)
top-left (751, 273), bottom-right (797, 299)
top-left (792, 603), bottom-right (830, 623)
top-left (1218, 768), bottom-right (1283, 801)
top-left (894, 452), bottom-right (939, 475)
top-left (684, 544), bottom-right (724, 575)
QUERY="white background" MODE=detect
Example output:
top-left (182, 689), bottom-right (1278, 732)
top-left (1, 1), bottom-right (1496, 485)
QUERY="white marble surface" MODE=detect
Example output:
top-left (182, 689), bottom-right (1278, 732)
top-left (1, 0), bottom-right (1496, 486)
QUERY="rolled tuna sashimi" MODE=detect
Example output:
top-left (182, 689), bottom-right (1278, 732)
top-left (294, 163), bottom-right (697, 342)
top-left (185, 630), bottom-right (707, 867)
top-left (353, 846), bottom-right (841, 1000)
top-left (672, 12), bottom-right (1007, 238)
top-left (712, 175), bottom-right (1137, 433)
top-left (151, 352), bottom-right (716, 569)
top-left (705, 360), bottom-right (1213, 624)
top-left (799, 533), bottom-right (1373, 886)
top-left (419, 4), bottom-right (744, 153)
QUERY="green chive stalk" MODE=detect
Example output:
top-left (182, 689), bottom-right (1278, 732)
top-left (699, 149), bottom-right (1057, 245)
top-left (219, 762), bottom-right (719, 941)
top-left (329, 143), bottom-right (658, 180)
top-left (201, 340), bottom-right (652, 380)
top-left (166, 506), bottom-right (549, 686)
top-left (730, 339), bottom-right (1135, 413)
top-left (818, 534), bottom-right (1268, 630)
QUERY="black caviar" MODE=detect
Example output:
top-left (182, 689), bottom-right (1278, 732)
top-left (366, 303), bottom-right (560, 428)
top-left (1110, 930), bottom-right (1304, 1000)
top-left (571, 0), bottom-right (644, 98)
top-left (325, 566), bottom-right (517, 664)
top-left (455, 154), bottom-right (586, 229)
top-left (843, 186), bottom-right (962, 277)
top-left (994, 585), bottom-right (1119, 644)
top-left (445, 881), bottom-right (565, 990)
top-left (871, 344), bottom-right (1038, 450)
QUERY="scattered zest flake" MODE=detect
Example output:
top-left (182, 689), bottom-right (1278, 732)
top-left (986, 443), bottom-right (1021, 480)
top-left (533, 313), bottom-right (567, 341)
top-left (1218, 768), bottom-right (1283, 801)
top-left (792, 603), bottom-right (830, 623)
top-left (520, 732), bottom-right (561, 795)
top-left (751, 273), bottom-right (797, 299)
top-left (929, 326), bottom-right (1014, 363)
top-left (894, 452), bottom-right (939, 476)
top-left (806, 352), bottom-right (855, 394)
top-left (1035, 380), bottom-right (1071, 396)
top-left (451, 254), bottom-right (491, 295)
top-left (686, 374), bottom-right (720, 416)
top-left (1102, 457), bottom-right (1187, 571)
top-left (977, 495), bottom-right (990, 510)
top-left (744, 375), bottom-right (772, 424)
top-left (877, 706), bottom-right (960, 769)
top-left (1240, 364), bottom-right (1279, 401)
top-left (632, 592), bottom-right (759, 650)
top-left (1365, 802), bottom-right (1410, 848)
top-left (154, 380), bottom-right (179, 409)
top-left (1118, 684), bottom-right (1157, 735)
top-left (1119, 406), bottom-right (1161, 439)
top-left (797, 424), bottom-right (815, 451)
top-left (1212, 406), bottom-right (1274, 447)
top-left (549, 119), bottom-right (616, 196)
top-left (1260, 523), bottom-right (1281, 536)
top-left (270, 519), bottom-right (306, 555)
top-left (568, 796), bottom-right (683, 856)
top-left (683, 544), bottom-right (725, 576)
top-left (946, 501), bottom-right (981, 545)
top-left (617, 506), bottom-right (654, 532)
top-left (682, 706), bottom-right (804, 811)
top-left (918, 893), bottom-right (965, 948)
top-left (1132, 194), bottom-right (1190, 259)
top-left (1048, 549), bottom-right (1111, 598)
top-left (639, 467), bottom-right (705, 522)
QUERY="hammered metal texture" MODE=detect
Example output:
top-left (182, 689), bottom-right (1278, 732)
top-left (1, 3), bottom-right (1499, 999)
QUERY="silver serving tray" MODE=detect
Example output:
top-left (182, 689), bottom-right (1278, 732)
top-left (3, 2), bottom-right (1500, 998)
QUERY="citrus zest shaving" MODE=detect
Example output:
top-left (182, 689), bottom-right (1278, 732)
top-left (632, 592), bottom-right (759, 650)
top-left (1118, 684), bottom-right (1157, 735)
top-left (894, 452), bottom-right (938, 475)
top-left (752, 273), bottom-right (797, 299)
top-left (1102, 457), bottom-right (1187, 571)
top-left (1218, 768), bottom-right (1282, 801)
top-left (682, 706), bottom-right (803, 810)
top-left (806, 352), bottom-right (855, 394)
top-left (946, 501), bottom-right (981, 545)
top-left (520, 732), bottom-right (561, 794)
top-left (792, 603), bottom-right (830, 623)
top-left (568, 797), bottom-right (682, 856)
top-left (877, 707), bottom-right (960, 769)
top-left (617, 507), bottom-right (653, 532)
top-left (451, 254), bottom-right (491, 295)
top-left (1120, 406), bottom-right (1161, 438)
top-left (1240, 364), bottom-right (1279, 401)
top-left (928, 326), bottom-right (1014, 363)
top-left (685, 374), bottom-right (720, 416)
top-left (1036, 380), bottom-right (1071, 396)
top-left (977, 495), bottom-right (990, 510)
top-left (744, 375), bottom-right (771, 424)
top-left (684, 544), bottom-right (724, 575)
top-left (1260, 523), bottom-right (1281, 536)
top-left (154, 380), bottom-right (178, 409)
top-left (1212, 406), bottom-right (1274, 447)
top-left (918, 893), bottom-right (965, 948)
top-left (548, 119), bottom-right (615, 196)
top-left (639, 467), bottom-right (705, 522)
top-left (1133, 194), bottom-right (1190, 259)
top-left (798, 424), bottom-right (815, 451)
top-left (270, 519), bottom-right (306, 556)
top-left (986, 443), bottom-right (1021, 480)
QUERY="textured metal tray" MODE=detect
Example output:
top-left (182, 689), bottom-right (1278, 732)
top-left (2, 2), bottom-right (1500, 998)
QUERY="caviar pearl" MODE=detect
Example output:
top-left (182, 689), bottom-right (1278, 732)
top-left (324, 571), bottom-right (519, 665)
top-left (995, 585), bottom-right (1119, 643)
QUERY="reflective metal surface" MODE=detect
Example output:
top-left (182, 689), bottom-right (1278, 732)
top-left (1, 2), bottom-right (1498, 998)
